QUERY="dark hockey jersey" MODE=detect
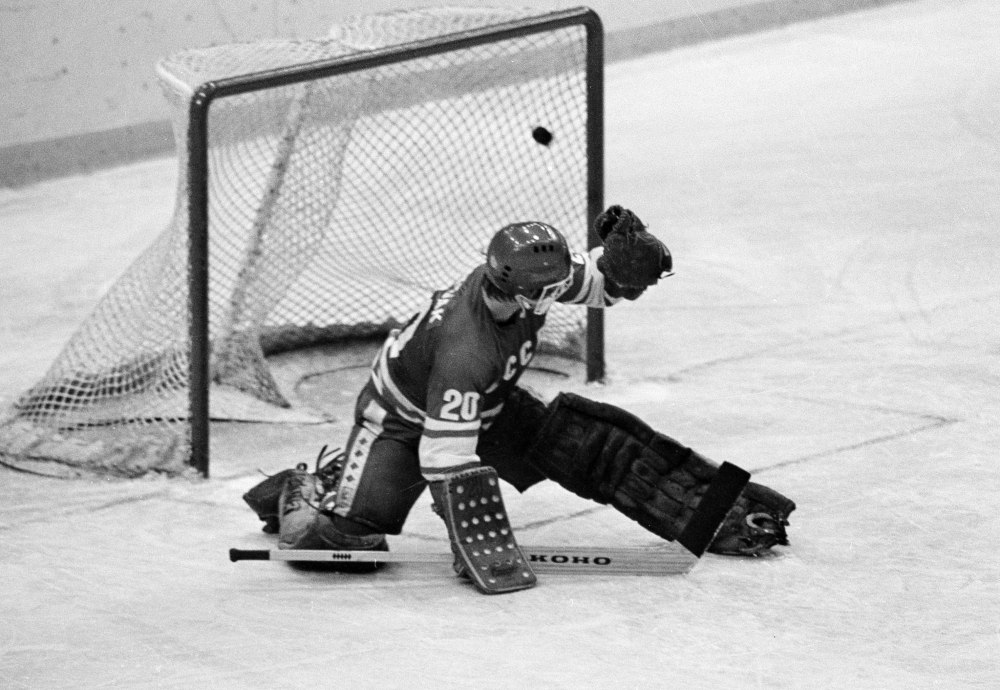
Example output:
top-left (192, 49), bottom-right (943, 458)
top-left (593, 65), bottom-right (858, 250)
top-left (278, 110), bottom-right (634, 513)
top-left (370, 248), bottom-right (615, 480)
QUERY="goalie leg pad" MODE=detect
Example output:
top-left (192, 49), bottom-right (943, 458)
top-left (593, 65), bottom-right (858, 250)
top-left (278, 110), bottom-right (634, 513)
top-left (277, 468), bottom-right (326, 550)
top-left (430, 466), bottom-right (537, 595)
top-left (242, 446), bottom-right (345, 534)
top-left (524, 392), bottom-right (742, 544)
top-left (243, 467), bottom-right (298, 534)
top-left (276, 469), bottom-right (388, 572)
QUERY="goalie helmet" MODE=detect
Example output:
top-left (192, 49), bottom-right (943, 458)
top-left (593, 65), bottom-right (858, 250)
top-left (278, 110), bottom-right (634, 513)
top-left (486, 221), bottom-right (572, 314)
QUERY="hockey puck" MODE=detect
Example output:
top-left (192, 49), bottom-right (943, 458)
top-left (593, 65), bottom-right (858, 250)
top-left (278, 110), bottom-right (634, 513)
top-left (532, 126), bottom-right (553, 146)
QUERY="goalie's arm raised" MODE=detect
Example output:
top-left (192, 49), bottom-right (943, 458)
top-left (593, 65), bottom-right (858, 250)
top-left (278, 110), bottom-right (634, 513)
top-left (559, 205), bottom-right (673, 306)
top-left (556, 248), bottom-right (621, 308)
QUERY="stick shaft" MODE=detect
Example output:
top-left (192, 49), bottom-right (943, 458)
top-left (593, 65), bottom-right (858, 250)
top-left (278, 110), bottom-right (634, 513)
top-left (230, 544), bottom-right (697, 575)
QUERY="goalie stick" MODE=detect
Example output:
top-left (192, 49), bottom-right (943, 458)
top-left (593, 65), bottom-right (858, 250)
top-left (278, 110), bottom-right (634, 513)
top-left (230, 543), bottom-right (699, 575)
top-left (231, 462), bottom-right (750, 578)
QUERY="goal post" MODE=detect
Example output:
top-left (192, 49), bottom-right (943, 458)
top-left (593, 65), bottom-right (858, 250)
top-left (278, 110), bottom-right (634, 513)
top-left (0, 7), bottom-right (605, 479)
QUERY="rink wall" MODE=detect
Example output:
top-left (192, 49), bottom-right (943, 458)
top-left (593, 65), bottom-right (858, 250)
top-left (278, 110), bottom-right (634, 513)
top-left (0, 0), bottom-right (912, 187)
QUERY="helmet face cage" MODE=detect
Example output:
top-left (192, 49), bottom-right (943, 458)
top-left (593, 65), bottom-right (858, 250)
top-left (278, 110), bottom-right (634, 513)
top-left (513, 274), bottom-right (573, 314)
top-left (487, 222), bottom-right (572, 314)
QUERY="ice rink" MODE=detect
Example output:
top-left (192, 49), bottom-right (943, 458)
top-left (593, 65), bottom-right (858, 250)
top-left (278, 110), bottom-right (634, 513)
top-left (1, 0), bottom-right (998, 687)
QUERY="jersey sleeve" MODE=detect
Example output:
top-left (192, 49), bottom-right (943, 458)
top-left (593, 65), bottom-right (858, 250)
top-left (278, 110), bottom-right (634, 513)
top-left (417, 343), bottom-right (495, 482)
top-left (557, 247), bottom-right (622, 308)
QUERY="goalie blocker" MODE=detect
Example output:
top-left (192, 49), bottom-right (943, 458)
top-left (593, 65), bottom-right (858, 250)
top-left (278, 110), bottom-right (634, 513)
top-left (429, 466), bottom-right (537, 594)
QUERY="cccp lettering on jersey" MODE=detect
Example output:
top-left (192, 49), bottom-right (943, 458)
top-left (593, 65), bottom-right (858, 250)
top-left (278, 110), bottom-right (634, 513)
top-left (502, 340), bottom-right (535, 381)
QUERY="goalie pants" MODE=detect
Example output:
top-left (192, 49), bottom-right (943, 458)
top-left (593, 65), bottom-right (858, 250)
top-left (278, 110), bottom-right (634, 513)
top-left (329, 380), bottom-right (547, 537)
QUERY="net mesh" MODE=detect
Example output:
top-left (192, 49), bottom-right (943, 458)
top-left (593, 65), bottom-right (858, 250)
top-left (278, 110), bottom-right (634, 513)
top-left (0, 7), bottom-right (594, 477)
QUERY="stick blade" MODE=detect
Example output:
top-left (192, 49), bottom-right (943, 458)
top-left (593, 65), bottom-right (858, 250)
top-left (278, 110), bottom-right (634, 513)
top-left (525, 544), bottom-right (697, 575)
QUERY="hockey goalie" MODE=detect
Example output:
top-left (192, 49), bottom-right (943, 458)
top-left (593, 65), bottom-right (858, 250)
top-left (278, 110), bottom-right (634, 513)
top-left (244, 206), bottom-right (796, 594)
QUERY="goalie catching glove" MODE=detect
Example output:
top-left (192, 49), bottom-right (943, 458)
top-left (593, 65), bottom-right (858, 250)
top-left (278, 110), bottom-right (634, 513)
top-left (595, 205), bottom-right (673, 300)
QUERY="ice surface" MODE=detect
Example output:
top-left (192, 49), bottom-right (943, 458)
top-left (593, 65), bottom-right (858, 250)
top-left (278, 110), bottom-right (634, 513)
top-left (1, 0), bottom-right (998, 687)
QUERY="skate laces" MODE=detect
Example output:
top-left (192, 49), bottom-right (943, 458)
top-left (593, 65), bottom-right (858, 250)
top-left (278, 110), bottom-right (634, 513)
top-left (281, 445), bottom-right (345, 518)
top-left (313, 444), bottom-right (346, 491)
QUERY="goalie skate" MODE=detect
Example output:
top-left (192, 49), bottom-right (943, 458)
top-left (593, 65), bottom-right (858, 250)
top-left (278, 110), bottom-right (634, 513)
top-left (434, 467), bottom-right (537, 594)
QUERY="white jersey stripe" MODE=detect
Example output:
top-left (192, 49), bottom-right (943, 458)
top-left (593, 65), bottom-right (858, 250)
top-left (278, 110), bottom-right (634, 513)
top-left (419, 433), bottom-right (480, 472)
top-left (559, 247), bottom-right (620, 308)
top-left (423, 417), bottom-right (481, 434)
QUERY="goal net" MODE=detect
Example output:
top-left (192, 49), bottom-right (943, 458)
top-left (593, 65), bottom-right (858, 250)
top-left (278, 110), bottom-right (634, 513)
top-left (0, 7), bottom-right (603, 478)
